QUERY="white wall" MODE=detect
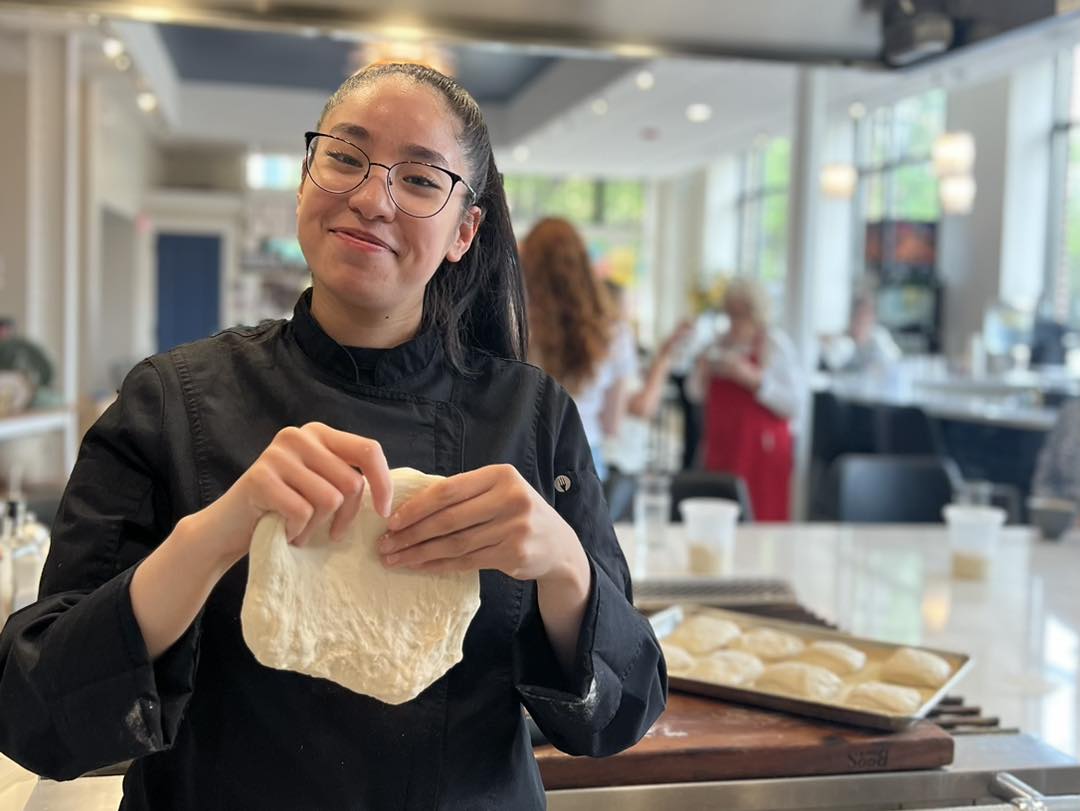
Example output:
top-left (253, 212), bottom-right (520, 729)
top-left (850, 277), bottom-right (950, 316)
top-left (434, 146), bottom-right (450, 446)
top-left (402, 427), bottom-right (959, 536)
top-left (648, 169), bottom-right (707, 344)
top-left (0, 72), bottom-right (28, 332)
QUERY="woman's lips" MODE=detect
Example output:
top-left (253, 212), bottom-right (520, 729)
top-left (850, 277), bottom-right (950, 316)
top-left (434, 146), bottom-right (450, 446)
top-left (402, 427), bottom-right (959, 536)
top-left (331, 229), bottom-right (394, 254)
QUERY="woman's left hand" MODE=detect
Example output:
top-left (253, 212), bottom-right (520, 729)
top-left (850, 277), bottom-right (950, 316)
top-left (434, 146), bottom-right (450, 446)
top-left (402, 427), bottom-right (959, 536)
top-left (716, 353), bottom-right (762, 391)
top-left (377, 464), bottom-right (588, 586)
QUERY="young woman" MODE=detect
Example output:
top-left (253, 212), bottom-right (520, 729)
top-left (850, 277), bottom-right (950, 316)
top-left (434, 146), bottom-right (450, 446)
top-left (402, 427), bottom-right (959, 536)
top-left (0, 63), bottom-right (666, 810)
top-left (520, 217), bottom-right (637, 481)
top-left (688, 277), bottom-right (802, 520)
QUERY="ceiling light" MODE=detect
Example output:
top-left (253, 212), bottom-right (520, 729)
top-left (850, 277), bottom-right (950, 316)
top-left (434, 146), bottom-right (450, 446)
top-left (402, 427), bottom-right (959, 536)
top-left (848, 102), bottom-right (867, 120)
top-left (933, 131), bottom-right (976, 177)
top-left (129, 6), bottom-right (175, 23)
top-left (611, 43), bottom-right (660, 59)
top-left (939, 175), bottom-right (976, 215)
top-left (136, 92), bottom-right (158, 113)
top-left (591, 98), bottom-right (609, 115)
top-left (686, 103), bottom-right (712, 123)
top-left (635, 70), bottom-right (655, 90)
top-left (819, 163), bottom-right (858, 199)
top-left (512, 145), bottom-right (530, 163)
top-left (102, 38), bottom-right (124, 60)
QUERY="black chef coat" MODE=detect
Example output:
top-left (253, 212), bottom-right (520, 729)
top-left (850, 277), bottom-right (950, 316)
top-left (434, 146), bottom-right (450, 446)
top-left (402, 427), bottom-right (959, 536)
top-left (0, 290), bottom-right (667, 810)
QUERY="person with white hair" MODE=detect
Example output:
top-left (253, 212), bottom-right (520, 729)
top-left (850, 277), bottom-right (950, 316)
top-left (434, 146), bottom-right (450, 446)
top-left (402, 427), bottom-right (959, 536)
top-left (687, 277), bottom-right (802, 520)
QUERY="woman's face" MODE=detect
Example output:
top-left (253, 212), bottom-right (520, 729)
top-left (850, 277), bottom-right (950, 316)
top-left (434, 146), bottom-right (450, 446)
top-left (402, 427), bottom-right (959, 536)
top-left (725, 297), bottom-right (759, 343)
top-left (297, 76), bottom-right (481, 319)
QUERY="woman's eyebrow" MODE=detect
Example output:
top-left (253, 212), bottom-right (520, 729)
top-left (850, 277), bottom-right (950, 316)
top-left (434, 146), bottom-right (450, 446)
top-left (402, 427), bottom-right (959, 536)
top-left (328, 122), bottom-right (450, 167)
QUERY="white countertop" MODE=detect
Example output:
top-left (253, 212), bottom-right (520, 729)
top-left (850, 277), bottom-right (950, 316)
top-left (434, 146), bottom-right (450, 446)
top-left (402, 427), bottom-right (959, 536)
top-left (618, 522), bottom-right (1080, 758)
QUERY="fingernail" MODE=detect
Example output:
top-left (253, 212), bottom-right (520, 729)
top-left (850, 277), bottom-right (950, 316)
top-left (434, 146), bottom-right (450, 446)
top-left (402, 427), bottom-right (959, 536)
top-left (386, 513), bottom-right (400, 530)
top-left (377, 534), bottom-right (393, 553)
top-left (384, 553), bottom-right (399, 566)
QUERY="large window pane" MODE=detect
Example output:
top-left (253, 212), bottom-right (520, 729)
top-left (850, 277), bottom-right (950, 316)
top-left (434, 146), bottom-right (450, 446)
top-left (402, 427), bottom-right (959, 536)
top-left (1062, 129), bottom-right (1080, 323)
top-left (601, 180), bottom-right (646, 225)
top-left (892, 163), bottom-right (941, 221)
top-left (763, 139), bottom-right (791, 190)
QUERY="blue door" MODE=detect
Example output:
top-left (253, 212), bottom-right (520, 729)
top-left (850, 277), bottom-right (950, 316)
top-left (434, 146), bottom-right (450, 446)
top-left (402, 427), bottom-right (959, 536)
top-left (156, 233), bottom-right (221, 352)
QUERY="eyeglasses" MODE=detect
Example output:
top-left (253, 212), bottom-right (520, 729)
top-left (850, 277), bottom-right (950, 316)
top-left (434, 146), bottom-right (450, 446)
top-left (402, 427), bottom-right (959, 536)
top-left (303, 131), bottom-right (477, 218)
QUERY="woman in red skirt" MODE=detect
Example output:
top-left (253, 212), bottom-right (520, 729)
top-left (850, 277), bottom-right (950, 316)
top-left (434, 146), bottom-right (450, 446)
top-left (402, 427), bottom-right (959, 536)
top-left (687, 277), bottom-right (802, 521)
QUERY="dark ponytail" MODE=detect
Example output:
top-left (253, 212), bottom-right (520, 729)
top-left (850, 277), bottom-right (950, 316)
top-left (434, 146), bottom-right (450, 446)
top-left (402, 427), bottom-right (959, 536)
top-left (318, 63), bottom-right (528, 375)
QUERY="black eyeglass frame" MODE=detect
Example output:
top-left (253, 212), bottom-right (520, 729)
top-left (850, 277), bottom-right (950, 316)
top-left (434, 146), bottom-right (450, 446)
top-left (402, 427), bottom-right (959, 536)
top-left (303, 131), bottom-right (478, 218)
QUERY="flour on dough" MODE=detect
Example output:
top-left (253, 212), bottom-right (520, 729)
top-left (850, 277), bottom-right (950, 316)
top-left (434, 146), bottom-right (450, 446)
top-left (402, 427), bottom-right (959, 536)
top-left (845, 681), bottom-right (922, 715)
top-left (734, 627), bottom-right (805, 660)
top-left (667, 615), bottom-right (741, 655)
top-left (241, 467), bottom-right (481, 705)
top-left (754, 662), bottom-right (843, 701)
top-left (881, 647), bottom-right (951, 688)
top-left (800, 640), bottom-right (867, 675)
top-left (686, 650), bottom-right (764, 686)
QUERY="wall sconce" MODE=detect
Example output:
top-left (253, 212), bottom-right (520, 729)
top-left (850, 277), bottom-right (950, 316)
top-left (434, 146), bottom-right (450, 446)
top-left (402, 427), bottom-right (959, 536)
top-left (939, 174), bottom-right (977, 215)
top-left (819, 163), bottom-right (857, 199)
top-left (932, 131), bottom-right (976, 177)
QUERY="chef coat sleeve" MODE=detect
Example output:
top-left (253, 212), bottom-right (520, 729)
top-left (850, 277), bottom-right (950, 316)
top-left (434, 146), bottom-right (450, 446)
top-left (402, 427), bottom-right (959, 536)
top-left (514, 379), bottom-right (667, 758)
top-left (0, 359), bottom-right (199, 780)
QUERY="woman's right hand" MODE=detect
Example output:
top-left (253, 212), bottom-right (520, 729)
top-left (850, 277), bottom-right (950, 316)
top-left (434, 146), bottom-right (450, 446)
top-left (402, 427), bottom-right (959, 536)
top-left (202, 422), bottom-right (394, 566)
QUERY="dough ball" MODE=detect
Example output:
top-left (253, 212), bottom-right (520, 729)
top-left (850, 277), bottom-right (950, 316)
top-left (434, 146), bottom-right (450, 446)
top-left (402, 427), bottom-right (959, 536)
top-left (668, 615), bottom-right (741, 655)
top-left (845, 681), bottom-right (923, 715)
top-left (800, 640), bottom-right (867, 675)
top-left (686, 650), bottom-right (765, 687)
top-left (661, 641), bottom-right (695, 675)
top-left (881, 647), bottom-right (952, 688)
top-left (755, 662), bottom-right (843, 701)
top-left (734, 627), bottom-right (805, 660)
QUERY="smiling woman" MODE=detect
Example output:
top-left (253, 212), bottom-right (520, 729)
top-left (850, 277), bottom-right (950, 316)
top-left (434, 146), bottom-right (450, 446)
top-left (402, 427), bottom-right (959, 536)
top-left (0, 62), bottom-right (667, 811)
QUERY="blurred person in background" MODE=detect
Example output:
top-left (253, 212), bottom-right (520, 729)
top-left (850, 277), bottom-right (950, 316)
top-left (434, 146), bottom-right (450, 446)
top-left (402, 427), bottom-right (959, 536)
top-left (521, 218), bottom-right (636, 481)
top-left (688, 276), bottom-right (801, 520)
top-left (820, 288), bottom-right (901, 375)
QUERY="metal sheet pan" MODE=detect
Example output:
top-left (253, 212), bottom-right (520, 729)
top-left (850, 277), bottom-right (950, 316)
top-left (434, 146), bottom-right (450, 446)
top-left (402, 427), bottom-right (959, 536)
top-left (650, 605), bottom-right (973, 732)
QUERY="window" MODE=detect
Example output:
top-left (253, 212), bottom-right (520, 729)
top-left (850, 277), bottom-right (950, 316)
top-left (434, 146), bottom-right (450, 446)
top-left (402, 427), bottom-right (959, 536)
top-left (502, 175), bottom-right (648, 288)
top-left (855, 89), bottom-right (946, 237)
top-left (1046, 46), bottom-right (1080, 325)
top-left (736, 136), bottom-right (791, 310)
top-left (246, 153), bottom-right (302, 190)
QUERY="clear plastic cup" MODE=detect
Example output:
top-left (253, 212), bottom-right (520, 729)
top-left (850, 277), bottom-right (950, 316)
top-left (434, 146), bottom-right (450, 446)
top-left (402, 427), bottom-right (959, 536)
top-left (633, 472), bottom-right (671, 573)
top-left (680, 497), bottom-right (740, 576)
top-left (943, 503), bottom-right (1006, 581)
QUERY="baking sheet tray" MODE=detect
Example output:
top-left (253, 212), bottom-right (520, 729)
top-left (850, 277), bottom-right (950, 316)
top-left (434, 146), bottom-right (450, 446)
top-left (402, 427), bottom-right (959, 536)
top-left (650, 604), bottom-right (972, 732)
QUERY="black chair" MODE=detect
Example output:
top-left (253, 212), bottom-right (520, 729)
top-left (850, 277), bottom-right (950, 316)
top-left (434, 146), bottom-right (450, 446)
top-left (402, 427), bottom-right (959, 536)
top-left (669, 470), bottom-right (754, 523)
top-left (832, 454), bottom-right (962, 523)
top-left (602, 468), bottom-right (637, 524)
top-left (875, 405), bottom-right (944, 456)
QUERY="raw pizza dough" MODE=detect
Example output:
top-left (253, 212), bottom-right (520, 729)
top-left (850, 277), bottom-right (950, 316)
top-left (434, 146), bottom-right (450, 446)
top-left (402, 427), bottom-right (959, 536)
top-left (800, 640), bottom-right (867, 675)
top-left (881, 647), bottom-right (951, 688)
top-left (660, 641), bottom-right (695, 675)
top-left (686, 650), bottom-right (765, 687)
top-left (241, 467), bottom-right (481, 705)
top-left (754, 662), bottom-right (843, 701)
top-left (668, 615), bottom-right (741, 655)
top-left (734, 627), bottom-right (805, 660)
top-left (845, 681), bottom-right (922, 715)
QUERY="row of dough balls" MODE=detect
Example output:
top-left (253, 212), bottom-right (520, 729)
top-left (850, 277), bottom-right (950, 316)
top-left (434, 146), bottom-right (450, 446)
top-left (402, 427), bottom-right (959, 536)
top-left (662, 614), bottom-right (953, 715)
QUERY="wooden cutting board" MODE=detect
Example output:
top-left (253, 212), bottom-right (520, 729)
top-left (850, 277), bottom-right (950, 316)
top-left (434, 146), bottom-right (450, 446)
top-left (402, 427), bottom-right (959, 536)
top-left (535, 692), bottom-right (954, 790)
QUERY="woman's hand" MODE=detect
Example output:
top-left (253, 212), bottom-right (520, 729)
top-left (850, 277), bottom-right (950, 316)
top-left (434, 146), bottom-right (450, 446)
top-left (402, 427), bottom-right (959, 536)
top-left (714, 352), bottom-right (762, 392)
top-left (377, 464), bottom-right (587, 587)
top-left (203, 422), bottom-right (394, 567)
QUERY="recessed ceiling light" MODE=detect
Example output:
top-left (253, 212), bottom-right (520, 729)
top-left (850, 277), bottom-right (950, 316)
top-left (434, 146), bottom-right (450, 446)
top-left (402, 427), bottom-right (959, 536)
top-left (512, 145), bottom-right (530, 163)
top-left (849, 101), bottom-right (867, 120)
top-left (591, 98), bottom-right (609, 115)
top-left (686, 103), bottom-right (712, 123)
top-left (635, 70), bottom-right (655, 90)
top-left (136, 92), bottom-right (158, 113)
top-left (102, 38), bottom-right (124, 60)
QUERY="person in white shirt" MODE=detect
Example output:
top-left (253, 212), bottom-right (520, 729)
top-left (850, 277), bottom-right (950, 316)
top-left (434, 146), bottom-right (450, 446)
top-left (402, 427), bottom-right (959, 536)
top-left (820, 290), bottom-right (901, 374)
top-left (521, 218), bottom-right (635, 480)
top-left (687, 277), bottom-right (802, 520)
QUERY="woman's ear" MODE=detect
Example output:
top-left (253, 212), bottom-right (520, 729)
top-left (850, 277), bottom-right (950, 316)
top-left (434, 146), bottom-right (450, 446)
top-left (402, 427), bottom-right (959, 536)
top-left (444, 205), bottom-right (483, 263)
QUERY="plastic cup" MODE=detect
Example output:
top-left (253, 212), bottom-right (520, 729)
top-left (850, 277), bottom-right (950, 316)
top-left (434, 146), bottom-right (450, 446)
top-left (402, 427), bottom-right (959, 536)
top-left (680, 497), bottom-right (740, 576)
top-left (943, 504), bottom-right (1006, 581)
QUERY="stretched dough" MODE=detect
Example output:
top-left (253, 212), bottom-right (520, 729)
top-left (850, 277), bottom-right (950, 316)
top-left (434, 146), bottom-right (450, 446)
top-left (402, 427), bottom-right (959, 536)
top-left (734, 627), bottom-right (805, 660)
top-left (845, 681), bottom-right (922, 715)
top-left (881, 647), bottom-right (952, 688)
top-left (241, 468), bottom-right (481, 705)
top-left (668, 615), bottom-right (741, 655)
top-left (686, 650), bottom-right (765, 686)
top-left (661, 641), bottom-right (695, 675)
top-left (800, 640), bottom-right (867, 675)
top-left (755, 662), bottom-right (843, 701)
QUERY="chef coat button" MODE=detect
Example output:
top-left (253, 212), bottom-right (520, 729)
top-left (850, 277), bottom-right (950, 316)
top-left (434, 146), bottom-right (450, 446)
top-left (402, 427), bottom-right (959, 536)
top-left (554, 475), bottom-right (572, 493)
